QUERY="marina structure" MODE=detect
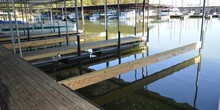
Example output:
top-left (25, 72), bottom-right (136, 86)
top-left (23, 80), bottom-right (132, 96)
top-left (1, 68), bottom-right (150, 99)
top-left (0, 0), bottom-right (216, 109)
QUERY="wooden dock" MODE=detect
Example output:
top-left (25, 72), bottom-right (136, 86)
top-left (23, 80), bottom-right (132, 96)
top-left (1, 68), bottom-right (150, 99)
top-left (23, 37), bottom-right (144, 61)
top-left (0, 47), bottom-right (99, 110)
top-left (59, 42), bottom-right (201, 90)
top-left (2, 33), bottom-right (99, 50)
top-left (0, 31), bottom-right (80, 42)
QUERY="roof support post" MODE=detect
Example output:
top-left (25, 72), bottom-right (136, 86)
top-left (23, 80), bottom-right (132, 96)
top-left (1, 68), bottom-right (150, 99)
top-left (75, 0), bottom-right (81, 56)
top-left (6, 0), bottom-right (16, 53)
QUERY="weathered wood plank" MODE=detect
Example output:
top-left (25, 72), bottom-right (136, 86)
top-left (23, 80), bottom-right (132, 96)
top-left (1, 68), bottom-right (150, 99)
top-left (14, 58), bottom-right (99, 110)
top-left (0, 72), bottom-right (32, 110)
top-left (3, 60), bottom-right (60, 110)
top-left (23, 37), bottom-right (143, 61)
top-left (0, 94), bottom-right (7, 110)
top-left (11, 58), bottom-right (80, 110)
top-left (59, 42), bottom-right (201, 90)
top-left (92, 56), bottom-right (201, 105)
top-left (0, 47), bottom-right (100, 110)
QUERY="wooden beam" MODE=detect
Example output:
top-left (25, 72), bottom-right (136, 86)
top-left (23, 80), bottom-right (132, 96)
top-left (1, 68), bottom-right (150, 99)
top-left (92, 55), bottom-right (201, 106)
top-left (59, 42), bottom-right (201, 90)
top-left (23, 37), bottom-right (143, 61)
top-left (0, 31), bottom-right (81, 42)
top-left (3, 33), bottom-right (97, 49)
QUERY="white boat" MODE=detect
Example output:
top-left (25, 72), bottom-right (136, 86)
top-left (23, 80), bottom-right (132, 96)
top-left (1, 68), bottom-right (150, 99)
top-left (119, 10), bottom-right (135, 20)
top-left (161, 8), bottom-right (182, 16)
top-left (89, 13), bottom-right (100, 20)
top-left (100, 10), bottom-right (117, 19)
top-left (68, 13), bottom-right (76, 19)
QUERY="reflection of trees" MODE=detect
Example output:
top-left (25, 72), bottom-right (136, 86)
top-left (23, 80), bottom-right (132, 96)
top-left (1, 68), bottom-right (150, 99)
top-left (77, 55), bottom-right (201, 109)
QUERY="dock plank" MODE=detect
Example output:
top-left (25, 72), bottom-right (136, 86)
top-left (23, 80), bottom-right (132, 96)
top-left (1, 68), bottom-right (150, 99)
top-left (11, 58), bottom-right (80, 110)
top-left (2, 60), bottom-right (57, 110)
top-left (0, 31), bottom-right (79, 42)
top-left (2, 33), bottom-right (97, 49)
top-left (0, 46), bottom-right (99, 110)
top-left (23, 37), bottom-right (143, 61)
top-left (59, 42), bottom-right (201, 90)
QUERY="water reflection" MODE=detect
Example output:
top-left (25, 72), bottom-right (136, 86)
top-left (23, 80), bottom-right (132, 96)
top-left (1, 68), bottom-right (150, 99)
top-left (37, 18), bottom-right (220, 110)
top-left (77, 55), bottom-right (201, 109)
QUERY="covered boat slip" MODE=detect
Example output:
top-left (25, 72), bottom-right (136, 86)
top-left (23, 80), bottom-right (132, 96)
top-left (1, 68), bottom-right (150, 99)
top-left (0, 46), bottom-right (99, 110)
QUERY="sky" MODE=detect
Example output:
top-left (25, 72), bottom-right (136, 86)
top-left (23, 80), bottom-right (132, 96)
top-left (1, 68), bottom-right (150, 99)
top-left (149, 0), bottom-right (220, 7)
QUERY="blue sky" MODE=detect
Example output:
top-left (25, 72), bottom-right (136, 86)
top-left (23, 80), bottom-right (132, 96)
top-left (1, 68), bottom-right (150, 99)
top-left (150, 0), bottom-right (220, 6)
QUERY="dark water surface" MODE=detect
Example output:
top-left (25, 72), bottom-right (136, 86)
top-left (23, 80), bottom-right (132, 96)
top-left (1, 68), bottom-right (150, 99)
top-left (40, 18), bottom-right (220, 110)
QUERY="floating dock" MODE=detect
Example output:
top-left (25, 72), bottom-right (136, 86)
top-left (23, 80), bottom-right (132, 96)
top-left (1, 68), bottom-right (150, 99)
top-left (0, 47), bottom-right (99, 110)
top-left (22, 37), bottom-right (145, 61)
top-left (59, 42), bottom-right (201, 90)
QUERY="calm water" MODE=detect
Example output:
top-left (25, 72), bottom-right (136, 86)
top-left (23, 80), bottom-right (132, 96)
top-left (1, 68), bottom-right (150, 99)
top-left (40, 18), bottom-right (220, 110)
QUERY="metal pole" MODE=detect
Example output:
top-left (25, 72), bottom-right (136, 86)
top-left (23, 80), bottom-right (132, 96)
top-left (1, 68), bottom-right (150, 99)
top-left (12, 0), bottom-right (23, 58)
top-left (24, 2), bottom-right (30, 41)
top-left (134, 0), bottom-right (137, 36)
top-left (117, 0), bottom-right (120, 52)
top-left (104, 0), bottom-right (108, 40)
top-left (50, 0), bottom-right (55, 32)
top-left (142, 0), bottom-right (146, 36)
top-left (20, 3), bottom-right (26, 35)
top-left (6, 0), bottom-right (16, 53)
top-left (29, 6), bottom-right (34, 32)
top-left (75, 0), bottom-right (81, 56)
top-left (81, 0), bottom-right (85, 34)
top-left (200, 0), bottom-right (206, 52)
top-left (56, 3), bottom-right (61, 38)
top-left (147, 0), bottom-right (150, 42)
top-left (64, 0), bottom-right (69, 45)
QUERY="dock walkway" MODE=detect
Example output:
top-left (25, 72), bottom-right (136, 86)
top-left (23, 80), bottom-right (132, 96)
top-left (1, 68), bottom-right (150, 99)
top-left (0, 47), bottom-right (99, 110)
top-left (23, 37), bottom-right (144, 61)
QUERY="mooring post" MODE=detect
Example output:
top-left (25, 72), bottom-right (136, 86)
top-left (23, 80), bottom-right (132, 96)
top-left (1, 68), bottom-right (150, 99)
top-left (64, 0), bottom-right (69, 46)
top-left (12, 0), bottom-right (23, 58)
top-left (75, 0), bottom-right (81, 56)
top-left (117, 0), bottom-right (121, 52)
top-left (134, 0), bottom-right (137, 36)
top-left (104, 0), bottom-right (108, 40)
top-left (6, 0), bottom-right (16, 54)
top-left (200, 0), bottom-right (206, 53)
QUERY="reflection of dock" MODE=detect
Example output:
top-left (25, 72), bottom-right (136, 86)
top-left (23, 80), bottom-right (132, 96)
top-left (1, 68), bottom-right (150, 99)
top-left (59, 42), bottom-right (201, 90)
top-left (0, 47), bottom-right (99, 110)
top-left (23, 37), bottom-right (144, 61)
top-left (92, 56), bottom-right (200, 107)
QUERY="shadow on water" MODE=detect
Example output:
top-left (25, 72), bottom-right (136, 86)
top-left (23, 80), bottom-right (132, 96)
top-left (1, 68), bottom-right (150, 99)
top-left (76, 55), bottom-right (202, 110)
